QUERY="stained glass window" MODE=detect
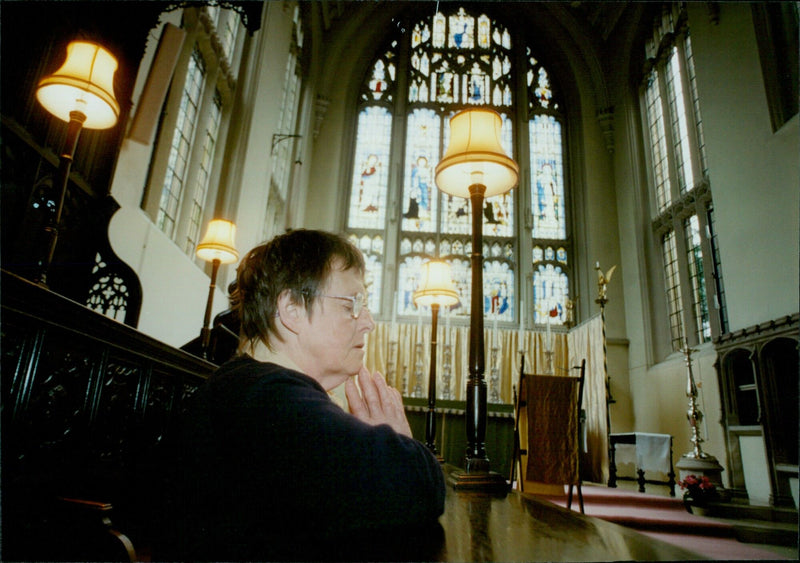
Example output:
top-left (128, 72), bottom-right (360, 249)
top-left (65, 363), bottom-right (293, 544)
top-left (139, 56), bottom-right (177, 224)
top-left (348, 107), bottom-right (393, 230)
top-left (349, 233), bottom-right (384, 314)
top-left (401, 109), bottom-right (440, 232)
top-left (530, 115), bottom-right (566, 240)
top-left (533, 263), bottom-right (569, 324)
top-left (362, 46), bottom-right (396, 103)
top-left (528, 46), bottom-right (569, 326)
top-left (347, 5), bottom-right (569, 330)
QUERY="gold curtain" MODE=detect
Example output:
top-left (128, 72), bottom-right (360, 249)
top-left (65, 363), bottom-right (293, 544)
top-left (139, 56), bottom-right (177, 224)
top-left (365, 321), bottom-right (568, 404)
top-left (364, 316), bottom-right (608, 484)
top-left (567, 314), bottom-right (609, 483)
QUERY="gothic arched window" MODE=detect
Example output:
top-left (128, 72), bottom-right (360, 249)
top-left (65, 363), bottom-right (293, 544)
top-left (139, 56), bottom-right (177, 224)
top-left (347, 5), bottom-right (570, 329)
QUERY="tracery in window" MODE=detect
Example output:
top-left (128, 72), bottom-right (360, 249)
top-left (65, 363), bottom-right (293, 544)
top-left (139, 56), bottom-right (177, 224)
top-left (347, 5), bottom-right (569, 328)
top-left (363, 44), bottom-right (397, 103)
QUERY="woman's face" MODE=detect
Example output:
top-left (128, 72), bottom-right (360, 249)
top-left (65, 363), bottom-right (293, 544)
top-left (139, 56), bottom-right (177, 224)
top-left (297, 263), bottom-right (375, 390)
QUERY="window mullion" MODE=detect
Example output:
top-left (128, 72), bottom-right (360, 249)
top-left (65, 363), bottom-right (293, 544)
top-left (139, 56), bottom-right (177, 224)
top-left (515, 34), bottom-right (532, 329)
top-left (383, 19), bottom-right (413, 315)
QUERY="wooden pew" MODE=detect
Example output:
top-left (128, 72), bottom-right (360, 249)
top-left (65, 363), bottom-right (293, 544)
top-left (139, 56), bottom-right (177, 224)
top-left (1, 269), bottom-right (214, 561)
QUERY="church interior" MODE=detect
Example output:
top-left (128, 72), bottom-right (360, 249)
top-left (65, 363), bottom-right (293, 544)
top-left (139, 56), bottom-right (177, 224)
top-left (1, 1), bottom-right (798, 561)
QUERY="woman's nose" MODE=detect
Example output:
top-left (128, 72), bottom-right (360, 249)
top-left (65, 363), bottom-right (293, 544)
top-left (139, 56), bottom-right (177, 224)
top-left (361, 307), bottom-right (376, 331)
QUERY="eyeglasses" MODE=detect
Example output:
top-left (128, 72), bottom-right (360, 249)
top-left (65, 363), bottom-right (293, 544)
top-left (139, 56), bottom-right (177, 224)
top-left (317, 293), bottom-right (369, 319)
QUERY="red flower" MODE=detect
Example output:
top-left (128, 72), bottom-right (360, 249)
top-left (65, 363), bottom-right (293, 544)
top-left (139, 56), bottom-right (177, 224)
top-left (679, 474), bottom-right (718, 505)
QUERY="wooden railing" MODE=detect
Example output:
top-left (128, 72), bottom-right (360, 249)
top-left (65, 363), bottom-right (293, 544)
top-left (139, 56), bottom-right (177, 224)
top-left (1, 269), bottom-right (214, 561)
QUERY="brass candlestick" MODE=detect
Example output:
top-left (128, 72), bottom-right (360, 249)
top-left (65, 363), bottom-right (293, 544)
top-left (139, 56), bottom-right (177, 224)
top-left (681, 343), bottom-right (709, 460)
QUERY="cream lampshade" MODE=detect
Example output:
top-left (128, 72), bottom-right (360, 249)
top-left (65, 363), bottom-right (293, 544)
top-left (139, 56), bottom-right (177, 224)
top-left (435, 108), bottom-right (519, 199)
top-left (413, 260), bottom-right (460, 308)
top-left (36, 40), bottom-right (120, 129)
top-left (196, 219), bottom-right (239, 264)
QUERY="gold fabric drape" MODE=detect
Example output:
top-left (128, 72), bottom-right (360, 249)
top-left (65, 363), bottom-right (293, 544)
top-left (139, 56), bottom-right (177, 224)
top-left (363, 317), bottom-right (607, 484)
top-left (567, 314), bottom-right (608, 483)
top-left (365, 322), bottom-right (568, 404)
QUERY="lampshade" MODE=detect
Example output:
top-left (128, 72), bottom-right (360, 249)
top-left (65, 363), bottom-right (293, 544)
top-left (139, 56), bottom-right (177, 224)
top-left (196, 219), bottom-right (239, 264)
top-left (435, 108), bottom-right (519, 198)
top-left (36, 40), bottom-right (120, 129)
top-left (414, 260), bottom-right (460, 308)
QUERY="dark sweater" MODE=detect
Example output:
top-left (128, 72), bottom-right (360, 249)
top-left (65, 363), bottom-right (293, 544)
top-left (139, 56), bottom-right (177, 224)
top-left (155, 356), bottom-right (445, 561)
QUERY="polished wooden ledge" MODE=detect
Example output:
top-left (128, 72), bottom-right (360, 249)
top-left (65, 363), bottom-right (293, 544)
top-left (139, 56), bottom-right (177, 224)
top-left (422, 465), bottom-right (705, 562)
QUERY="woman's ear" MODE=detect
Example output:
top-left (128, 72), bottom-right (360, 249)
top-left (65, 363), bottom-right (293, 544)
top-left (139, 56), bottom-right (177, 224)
top-left (276, 289), bottom-right (305, 334)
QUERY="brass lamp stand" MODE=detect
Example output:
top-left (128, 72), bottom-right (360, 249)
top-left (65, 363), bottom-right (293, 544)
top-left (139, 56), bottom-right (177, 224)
top-left (414, 260), bottom-right (460, 460)
top-left (435, 108), bottom-right (518, 493)
top-left (33, 41), bottom-right (121, 287)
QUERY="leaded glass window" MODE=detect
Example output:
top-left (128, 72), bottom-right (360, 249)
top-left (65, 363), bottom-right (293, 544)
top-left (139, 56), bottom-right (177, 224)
top-left (662, 229), bottom-right (684, 350)
top-left (347, 5), bottom-right (569, 328)
top-left (528, 47), bottom-right (569, 325)
top-left (684, 214), bottom-right (710, 342)
top-left (157, 48), bottom-right (205, 237)
top-left (642, 3), bottom-right (726, 353)
top-left (145, 6), bottom-right (243, 259)
top-left (186, 91), bottom-right (222, 254)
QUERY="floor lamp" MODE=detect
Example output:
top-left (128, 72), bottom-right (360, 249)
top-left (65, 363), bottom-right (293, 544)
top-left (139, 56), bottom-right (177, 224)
top-left (34, 40), bottom-right (121, 287)
top-left (435, 108), bottom-right (518, 493)
top-left (414, 260), bottom-right (460, 461)
top-left (196, 219), bottom-right (239, 360)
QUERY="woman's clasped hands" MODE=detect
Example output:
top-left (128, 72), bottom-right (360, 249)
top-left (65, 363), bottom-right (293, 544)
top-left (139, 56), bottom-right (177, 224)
top-left (346, 366), bottom-right (412, 438)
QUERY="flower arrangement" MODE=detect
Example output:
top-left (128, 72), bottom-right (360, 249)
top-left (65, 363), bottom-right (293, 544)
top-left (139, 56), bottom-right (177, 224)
top-left (679, 474), bottom-right (718, 506)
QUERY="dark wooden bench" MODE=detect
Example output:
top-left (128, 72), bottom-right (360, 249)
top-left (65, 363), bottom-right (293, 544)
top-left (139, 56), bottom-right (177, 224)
top-left (1, 269), bottom-right (215, 561)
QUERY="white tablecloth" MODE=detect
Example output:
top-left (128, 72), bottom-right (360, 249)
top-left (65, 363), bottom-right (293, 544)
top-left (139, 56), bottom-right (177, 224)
top-left (612, 432), bottom-right (671, 473)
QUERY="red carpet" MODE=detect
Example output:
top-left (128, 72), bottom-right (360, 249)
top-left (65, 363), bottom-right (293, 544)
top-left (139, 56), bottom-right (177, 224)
top-left (534, 485), bottom-right (794, 560)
